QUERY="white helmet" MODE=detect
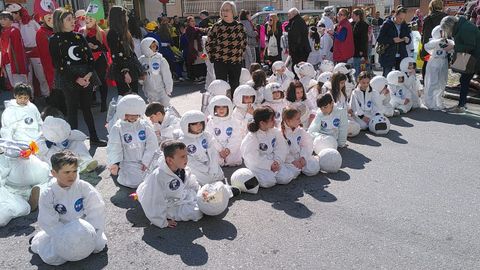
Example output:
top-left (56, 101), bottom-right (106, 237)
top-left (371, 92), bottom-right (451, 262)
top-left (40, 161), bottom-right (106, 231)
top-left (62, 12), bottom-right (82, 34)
top-left (272, 61), bottom-right (286, 73)
top-left (319, 60), bottom-right (335, 73)
top-left (294, 62), bottom-right (316, 79)
top-left (180, 110), bottom-right (206, 137)
top-left (196, 182), bottom-right (229, 216)
top-left (313, 135), bottom-right (338, 155)
top-left (386, 70), bottom-right (405, 86)
top-left (317, 71), bottom-right (333, 84)
top-left (239, 68), bottom-right (252, 85)
top-left (230, 168), bottom-right (259, 194)
top-left (318, 148), bottom-right (342, 173)
top-left (369, 114), bottom-right (391, 135)
top-left (54, 219), bottom-right (97, 261)
top-left (263, 82), bottom-right (283, 102)
top-left (116, 94), bottom-right (146, 119)
top-left (208, 79), bottom-right (230, 96)
top-left (370, 76), bottom-right (388, 92)
top-left (399, 57), bottom-right (416, 72)
top-left (431, 25), bottom-right (442, 39)
top-left (233, 85), bottom-right (257, 108)
top-left (42, 116), bottom-right (71, 144)
top-left (207, 95), bottom-right (233, 119)
top-left (333, 62), bottom-right (355, 76)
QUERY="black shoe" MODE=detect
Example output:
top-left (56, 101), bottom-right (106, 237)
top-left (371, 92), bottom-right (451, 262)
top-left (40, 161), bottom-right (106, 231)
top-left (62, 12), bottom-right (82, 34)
top-left (90, 138), bottom-right (107, 147)
top-left (231, 187), bottom-right (241, 196)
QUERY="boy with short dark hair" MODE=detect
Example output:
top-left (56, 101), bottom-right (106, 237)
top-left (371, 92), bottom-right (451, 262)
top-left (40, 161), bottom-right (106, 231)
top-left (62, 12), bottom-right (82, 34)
top-left (145, 102), bottom-right (180, 145)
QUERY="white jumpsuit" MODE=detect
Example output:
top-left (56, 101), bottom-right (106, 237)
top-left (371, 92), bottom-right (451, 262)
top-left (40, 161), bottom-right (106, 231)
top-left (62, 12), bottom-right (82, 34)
top-left (349, 87), bottom-right (378, 130)
top-left (107, 119), bottom-right (158, 188)
top-left (136, 158), bottom-right (203, 228)
top-left (283, 126), bottom-right (320, 176)
top-left (232, 85), bottom-right (258, 136)
top-left (399, 57), bottom-right (422, 109)
top-left (308, 105), bottom-right (348, 147)
top-left (331, 92), bottom-right (361, 138)
top-left (372, 90), bottom-right (395, 117)
top-left (31, 178), bottom-right (107, 266)
top-left (240, 128), bottom-right (296, 188)
top-left (287, 100), bottom-right (316, 129)
top-left (138, 38), bottom-right (173, 106)
top-left (389, 84), bottom-right (413, 113)
top-left (0, 100), bottom-right (42, 143)
top-left (267, 71), bottom-right (294, 92)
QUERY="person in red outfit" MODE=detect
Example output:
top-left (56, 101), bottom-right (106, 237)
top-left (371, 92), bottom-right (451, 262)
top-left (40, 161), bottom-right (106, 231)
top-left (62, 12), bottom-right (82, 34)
top-left (35, 0), bottom-right (58, 90)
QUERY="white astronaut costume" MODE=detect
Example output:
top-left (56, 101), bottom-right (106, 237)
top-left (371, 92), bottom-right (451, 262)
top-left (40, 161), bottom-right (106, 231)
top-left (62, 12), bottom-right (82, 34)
top-left (283, 126), bottom-right (320, 176)
top-left (136, 157), bottom-right (203, 228)
top-left (138, 38), bottom-right (173, 106)
top-left (423, 25), bottom-right (454, 110)
top-left (178, 110), bottom-right (225, 186)
top-left (308, 105), bottom-right (348, 147)
top-left (206, 96), bottom-right (243, 166)
top-left (294, 62), bottom-right (318, 94)
top-left (201, 79), bottom-right (230, 114)
top-left (232, 85), bottom-right (258, 136)
top-left (202, 36), bottom-right (216, 90)
top-left (399, 57), bottom-right (422, 108)
top-left (263, 82), bottom-right (288, 127)
top-left (39, 117), bottom-right (97, 173)
top-left (107, 95), bottom-right (157, 188)
top-left (370, 76), bottom-right (395, 117)
top-left (1, 99), bottom-right (42, 143)
top-left (306, 71), bottom-right (332, 110)
top-left (150, 107), bottom-right (181, 145)
top-left (317, 16), bottom-right (334, 62)
top-left (239, 68), bottom-right (252, 85)
top-left (268, 61), bottom-right (295, 91)
top-left (307, 28), bottom-right (322, 65)
top-left (333, 63), bottom-right (356, 98)
top-left (245, 80), bottom-right (265, 104)
top-left (319, 60), bottom-right (335, 73)
top-left (349, 86), bottom-right (378, 130)
top-left (387, 70), bottom-right (413, 113)
top-left (240, 127), bottom-right (296, 188)
top-left (31, 178), bottom-right (107, 266)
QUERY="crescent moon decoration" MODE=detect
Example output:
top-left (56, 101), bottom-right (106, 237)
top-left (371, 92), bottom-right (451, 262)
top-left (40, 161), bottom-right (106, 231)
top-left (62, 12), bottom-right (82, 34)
top-left (67, 46), bottom-right (81, 61)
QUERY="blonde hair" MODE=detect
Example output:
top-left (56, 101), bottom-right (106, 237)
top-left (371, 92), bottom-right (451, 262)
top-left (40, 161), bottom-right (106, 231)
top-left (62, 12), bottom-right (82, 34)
top-left (220, 1), bottom-right (237, 17)
top-left (429, 0), bottom-right (444, 13)
top-left (85, 17), bottom-right (104, 43)
top-left (268, 13), bottom-right (278, 34)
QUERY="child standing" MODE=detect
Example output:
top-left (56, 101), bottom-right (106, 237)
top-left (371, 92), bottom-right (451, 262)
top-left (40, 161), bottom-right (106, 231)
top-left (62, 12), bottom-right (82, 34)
top-left (107, 95), bottom-right (157, 188)
top-left (370, 75), bottom-right (396, 117)
top-left (349, 72), bottom-right (377, 130)
top-left (307, 26), bottom-right (322, 66)
top-left (263, 82), bottom-right (288, 127)
top-left (31, 151), bottom-right (107, 265)
top-left (138, 37), bottom-right (173, 106)
top-left (387, 70), bottom-right (412, 114)
top-left (232, 85), bottom-right (258, 135)
top-left (240, 106), bottom-right (296, 188)
top-left (145, 102), bottom-right (180, 146)
top-left (285, 81), bottom-right (316, 128)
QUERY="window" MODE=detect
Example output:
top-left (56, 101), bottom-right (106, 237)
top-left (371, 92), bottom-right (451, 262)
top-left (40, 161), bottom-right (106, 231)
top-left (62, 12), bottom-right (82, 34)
top-left (401, 0), bottom-right (420, 7)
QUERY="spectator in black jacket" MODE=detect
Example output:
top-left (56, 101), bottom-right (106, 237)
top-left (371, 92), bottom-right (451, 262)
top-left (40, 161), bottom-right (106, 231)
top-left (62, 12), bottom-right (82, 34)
top-left (351, 8), bottom-right (370, 78)
top-left (287, 8), bottom-right (311, 78)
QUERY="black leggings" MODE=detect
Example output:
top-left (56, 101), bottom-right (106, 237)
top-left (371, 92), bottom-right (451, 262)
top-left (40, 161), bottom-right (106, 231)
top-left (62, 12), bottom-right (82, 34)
top-left (63, 85), bottom-right (98, 140)
top-left (213, 61), bottom-right (242, 96)
top-left (93, 55), bottom-right (108, 107)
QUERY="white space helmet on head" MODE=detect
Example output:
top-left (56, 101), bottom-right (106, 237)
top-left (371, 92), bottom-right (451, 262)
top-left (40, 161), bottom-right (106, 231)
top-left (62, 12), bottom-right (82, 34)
top-left (42, 116), bottom-right (71, 144)
top-left (318, 148), bottom-right (342, 173)
top-left (116, 94), bottom-right (147, 119)
top-left (333, 62), bottom-right (355, 77)
top-left (197, 181), bottom-right (229, 216)
top-left (319, 60), bottom-right (335, 73)
top-left (263, 82), bottom-right (284, 102)
top-left (180, 110), bottom-right (206, 137)
top-left (294, 62), bottom-right (316, 79)
top-left (239, 68), bottom-right (252, 85)
top-left (386, 70), bottom-right (406, 86)
top-left (317, 71), bottom-right (333, 84)
top-left (207, 95), bottom-right (233, 119)
top-left (53, 219), bottom-right (97, 262)
top-left (208, 79), bottom-right (230, 96)
top-left (233, 85), bottom-right (257, 108)
top-left (399, 57), bottom-right (416, 73)
top-left (370, 76), bottom-right (388, 93)
top-left (230, 168), bottom-right (259, 194)
top-left (272, 61), bottom-right (286, 73)
top-left (369, 114), bottom-right (391, 135)
top-left (313, 135), bottom-right (338, 155)
top-left (431, 25), bottom-right (443, 39)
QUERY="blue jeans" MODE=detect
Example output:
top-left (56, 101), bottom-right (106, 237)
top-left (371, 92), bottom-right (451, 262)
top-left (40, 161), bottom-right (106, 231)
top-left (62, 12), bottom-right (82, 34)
top-left (353, 57), bottom-right (362, 79)
top-left (459, 72), bottom-right (474, 107)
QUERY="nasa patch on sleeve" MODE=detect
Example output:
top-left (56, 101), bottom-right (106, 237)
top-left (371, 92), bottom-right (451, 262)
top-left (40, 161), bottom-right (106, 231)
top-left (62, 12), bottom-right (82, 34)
top-left (74, 198), bottom-right (84, 212)
top-left (271, 138), bottom-right (276, 147)
top-left (54, 204), bottom-right (67, 215)
top-left (367, 100), bottom-right (372, 108)
top-left (138, 130), bottom-right (146, 141)
top-left (321, 121), bottom-right (327, 128)
top-left (333, 118), bottom-right (340, 127)
top-left (169, 179), bottom-right (181, 190)
top-left (24, 117), bottom-right (34, 125)
top-left (201, 138), bottom-right (208, 149)
top-left (226, 127), bottom-right (233, 136)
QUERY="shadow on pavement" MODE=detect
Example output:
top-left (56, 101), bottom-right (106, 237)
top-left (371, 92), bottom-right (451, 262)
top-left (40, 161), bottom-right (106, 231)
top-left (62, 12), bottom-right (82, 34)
top-left (383, 129), bottom-right (408, 144)
top-left (390, 114), bottom-right (415, 128)
top-left (348, 132), bottom-right (382, 147)
top-left (29, 247), bottom-right (109, 270)
top-left (339, 147), bottom-right (371, 170)
top-left (109, 175), bottom-right (137, 209)
top-left (404, 108), bottom-right (480, 129)
top-left (0, 211), bottom-right (37, 238)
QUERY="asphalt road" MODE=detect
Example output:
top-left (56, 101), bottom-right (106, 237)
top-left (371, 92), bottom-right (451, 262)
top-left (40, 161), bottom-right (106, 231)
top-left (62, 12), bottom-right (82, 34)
top-left (1, 80), bottom-right (480, 270)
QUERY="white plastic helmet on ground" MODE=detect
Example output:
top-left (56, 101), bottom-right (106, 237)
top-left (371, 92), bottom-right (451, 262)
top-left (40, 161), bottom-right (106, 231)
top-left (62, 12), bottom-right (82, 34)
top-left (42, 116), bottom-right (71, 144)
top-left (319, 60), bottom-right (335, 73)
top-left (386, 70), bottom-right (405, 86)
top-left (208, 80), bottom-right (230, 96)
top-left (318, 148), bottom-right (342, 173)
top-left (7, 155), bottom-right (50, 187)
top-left (197, 181), bottom-right (229, 216)
top-left (263, 82), bottom-right (283, 102)
top-left (294, 62), bottom-right (316, 79)
top-left (239, 68), bottom-right (252, 85)
top-left (369, 114), bottom-right (391, 135)
top-left (370, 76), bottom-right (388, 93)
top-left (116, 94), bottom-right (147, 119)
top-left (348, 121), bottom-right (361, 137)
top-left (230, 168), bottom-right (259, 194)
top-left (399, 57), bottom-right (416, 73)
top-left (180, 110), bottom-right (206, 137)
top-left (207, 95), bottom-right (234, 119)
top-left (54, 219), bottom-right (97, 261)
top-left (313, 135), bottom-right (338, 155)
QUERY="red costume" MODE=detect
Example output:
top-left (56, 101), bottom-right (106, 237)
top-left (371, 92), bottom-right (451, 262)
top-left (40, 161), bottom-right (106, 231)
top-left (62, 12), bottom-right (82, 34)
top-left (1, 26), bottom-right (28, 75)
top-left (35, 25), bottom-right (54, 89)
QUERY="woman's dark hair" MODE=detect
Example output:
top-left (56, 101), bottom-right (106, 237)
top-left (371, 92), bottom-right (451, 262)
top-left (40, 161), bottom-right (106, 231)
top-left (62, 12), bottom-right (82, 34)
top-left (52, 8), bottom-right (73, 33)
top-left (252, 69), bottom-right (267, 90)
top-left (247, 106), bottom-right (275, 132)
top-left (317, 93), bottom-right (334, 108)
top-left (157, 22), bottom-right (171, 41)
top-left (330, 72), bottom-right (347, 103)
top-left (188, 121), bottom-right (205, 133)
top-left (109, 6), bottom-right (134, 57)
top-left (281, 107), bottom-right (301, 134)
top-left (352, 8), bottom-right (365, 21)
top-left (250, 63), bottom-right (262, 73)
top-left (310, 26), bottom-right (320, 47)
top-left (286, 81), bottom-right (306, 102)
top-left (128, 13), bottom-right (143, 40)
top-left (239, 9), bottom-right (250, 20)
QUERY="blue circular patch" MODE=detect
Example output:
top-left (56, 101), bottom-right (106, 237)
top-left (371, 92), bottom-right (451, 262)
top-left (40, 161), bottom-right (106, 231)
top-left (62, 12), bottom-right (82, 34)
top-left (271, 138), bottom-right (276, 147)
top-left (24, 117), bottom-right (33, 125)
top-left (138, 130), bottom-right (146, 141)
top-left (123, 133), bottom-right (133, 143)
top-left (321, 121), bottom-right (327, 128)
top-left (187, 144), bottom-right (197, 154)
top-left (333, 118), bottom-right (340, 127)
top-left (214, 128), bottom-right (221, 136)
top-left (169, 179), bottom-right (181, 190)
top-left (367, 100), bottom-right (372, 108)
top-left (275, 111), bottom-right (281, 119)
top-left (54, 204), bottom-right (67, 215)
top-left (436, 50), bottom-right (443, 56)
top-left (152, 62), bottom-right (160, 70)
top-left (259, 143), bottom-right (268, 151)
top-left (61, 139), bottom-right (69, 148)
top-left (201, 138), bottom-right (208, 149)
top-left (297, 136), bottom-right (302, 144)
top-left (226, 127), bottom-right (233, 136)
top-left (74, 198), bottom-right (83, 212)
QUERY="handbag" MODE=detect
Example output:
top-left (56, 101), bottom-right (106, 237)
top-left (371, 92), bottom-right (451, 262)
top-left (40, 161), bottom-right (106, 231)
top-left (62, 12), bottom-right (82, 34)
top-left (267, 35), bottom-right (279, 57)
top-left (375, 42), bottom-right (389, 55)
top-left (451, 52), bottom-right (477, 74)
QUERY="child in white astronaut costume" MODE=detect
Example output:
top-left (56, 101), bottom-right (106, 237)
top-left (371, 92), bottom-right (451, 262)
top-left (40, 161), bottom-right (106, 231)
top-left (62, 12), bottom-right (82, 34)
top-left (317, 22), bottom-right (334, 62)
top-left (240, 106), bottom-right (296, 188)
top-left (294, 62), bottom-right (318, 95)
top-left (145, 102), bottom-right (181, 146)
top-left (232, 85), bottom-right (258, 135)
top-left (268, 61), bottom-right (295, 91)
top-left (399, 57), bottom-right (422, 109)
top-left (281, 107), bottom-right (320, 176)
top-left (263, 82), bottom-right (288, 127)
top-left (1, 83), bottom-right (42, 143)
top-left (39, 116), bottom-right (97, 173)
top-left (107, 95), bottom-right (158, 188)
top-left (333, 63), bottom-right (356, 98)
top-left (201, 79), bottom-right (230, 114)
top-left (308, 93), bottom-right (348, 148)
top-left (138, 37), bottom-right (173, 106)
top-left (319, 60), bottom-right (335, 73)
top-left (178, 110), bottom-right (225, 186)
top-left (285, 81), bottom-right (316, 128)
top-left (206, 96), bottom-right (243, 167)
top-left (307, 26), bottom-right (322, 66)
top-left (349, 72), bottom-right (378, 130)
top-left (308, 71), bottom-right (333, 109)
top-left (387, 70), bottom-right (413, 114)
top-left (31, 151), bottom-right (107, 266)
top-left (370, 75), bottom-right (396, 117)
top-left (423, 25), bottom-right (454, 111)
top-left (137, 140), bottom-right (203, 229)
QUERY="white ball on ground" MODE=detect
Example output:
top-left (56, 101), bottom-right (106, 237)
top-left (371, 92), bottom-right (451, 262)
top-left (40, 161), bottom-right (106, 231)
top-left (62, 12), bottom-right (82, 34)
top-left (197, 182), bottom-right (229, 216)
top-left (313, 135), bottom-right (338, 155)
top-left (230, 168), bottom-right (259, 194)
top-left (54, 219), bottom-right (97, 261)
top-left (318, 148), bottom-right (342, 173)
